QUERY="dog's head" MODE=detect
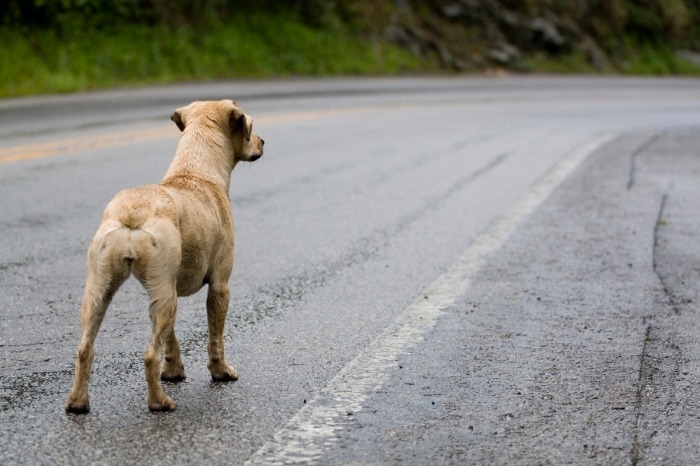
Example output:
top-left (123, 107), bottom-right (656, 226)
top-left (170, 100), bottom-right (264, 163)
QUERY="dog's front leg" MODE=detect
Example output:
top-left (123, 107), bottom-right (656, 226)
top-left (206, 283), bottom-right (238, 381)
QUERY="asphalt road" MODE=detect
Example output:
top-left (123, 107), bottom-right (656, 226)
top-left (1, 76), bottom-right (699, 465)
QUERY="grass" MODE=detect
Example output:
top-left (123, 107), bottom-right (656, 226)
top-left (0, 13), bottom-right (426, 97)
top-left (521, 44), bottom-right (700, 76)
top-left (623, 44), bottom-right (700, 75)
top-left (2, 8), bottom-right (699, 98)
top-left (522, 50), bottom-right (604, 74)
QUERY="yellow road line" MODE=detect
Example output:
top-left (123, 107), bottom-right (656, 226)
top-left (0, 106), bottom-right (376, 165)
top-left (0, 126), bottom-right (178, 164)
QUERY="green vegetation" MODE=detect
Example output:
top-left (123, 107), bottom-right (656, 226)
top-left (523, 46), bottom-right (700, 76)
top-left (624, 44), bottom-right (700, 75)
top-left (1, 0), bottom-right (699, 97)
top-left (0, 9), bottom-right (425, 97)
top-left (522, 51), bottom-right (601, 75)
top-left (512, 0), bottom-right (700, 75)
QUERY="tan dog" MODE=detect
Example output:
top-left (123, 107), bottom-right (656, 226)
top-left (65, 100), bottom-right (264, 413)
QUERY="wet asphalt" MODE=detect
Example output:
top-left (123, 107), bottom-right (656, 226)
top-left (1, 77), bottom-right (699, 465)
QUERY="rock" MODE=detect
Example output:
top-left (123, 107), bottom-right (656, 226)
top-left (488, 42), bottom-right (521, 66)
top-left (442, 3), bottom-right (465, 20)
top-left (385, 22), bottom-right (455, 68)
top-left (436, 42), bottom-right (456, 67)
top-left (385, 24), bottom-right (423, 58)
top-left (582, 37), bottom-right (608, 70)
top-left (499, 9), bottom-right (520, 29)
top-left (394, 0), bottom-right (412, 14)
top-left (676, 49), bottom-right (700, 68)
top-left (457, 0), bottom-right (485, 22)
top-left (530, 17), bottom-right (566, 53)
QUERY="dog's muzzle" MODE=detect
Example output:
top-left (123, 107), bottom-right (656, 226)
top-left (249, 139), bottom-right (264, 161)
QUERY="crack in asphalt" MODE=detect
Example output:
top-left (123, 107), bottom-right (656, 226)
top-left (631, 189), bottom-right (689, 465)
top-left (630, 324), bottom-right (652, 466)
top-left (0, 261), bottom-right (28, 271)
top-left (653, 193), bottom-right (681, 315)
top-left (631, 192), bottom-right (672, 465)
top-left (627, 133), bottom-right (662, 190)
top-left (630, 324), bottom-right (685, 466)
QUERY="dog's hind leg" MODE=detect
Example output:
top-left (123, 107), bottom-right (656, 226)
top-left (143, 281), bottom-right (178, 411)
top-left (131, 224), bottom-right (181, 411)
top-left (66, 235), bottom-right (130, 413)
top-left (160, 323), bottom-right (186, 382)
top-left (206, 281), bottom-right (238, 381)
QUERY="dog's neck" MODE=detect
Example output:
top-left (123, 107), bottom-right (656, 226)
top-left (162, 123), bottom-right (234, 191)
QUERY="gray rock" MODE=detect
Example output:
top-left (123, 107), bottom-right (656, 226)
top-left (385, 24), bottom-right (423, 58)
top-left (488, 42), bottom-right (521, 65)
top-left (394, 0), bottom-right (412, 14)
top-left (442, 3), bottom-right (465, 20)
top-left (676, 49), bottom-right (700, 67)
top-left (530, 17), bottom-right (566, 52)
top-left (457, 0), bottom-right (485, 21)
top-left (499, 9), bottom-right (520, 29)
top-left (582, 37), bottom-right (608, 70)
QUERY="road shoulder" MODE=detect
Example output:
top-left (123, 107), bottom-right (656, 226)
top-left (316, 129), bottom-right (700, 464)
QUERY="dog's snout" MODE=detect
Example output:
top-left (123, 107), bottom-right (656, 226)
top-left (260, 138), bottom-right (265, 146)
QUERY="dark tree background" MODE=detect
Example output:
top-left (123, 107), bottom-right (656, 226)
top-left (2, 0), bottom-right (697, 48)
top-left (0, 0), bottom-right (341, 28)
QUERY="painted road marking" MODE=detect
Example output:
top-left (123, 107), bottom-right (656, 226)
top-left (0, 100), bottom-right (472, 165)
top-left (244, 132), bottom-right (617, 465)
top-left (0, 107), bottom-right (375, 165)
top-left (0, 126), bottom-right (178, 164)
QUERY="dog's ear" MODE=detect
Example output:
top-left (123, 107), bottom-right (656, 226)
top-left (230, 107), bottom-right (252, 141)
top-left (170, 107), bottom-right (187, 132)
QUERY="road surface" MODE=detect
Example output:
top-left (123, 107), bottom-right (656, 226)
top-left (1, 77), bottom-right (700, 464)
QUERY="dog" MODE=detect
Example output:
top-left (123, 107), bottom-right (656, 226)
top-left (65, 100), bottom-right (264, 413)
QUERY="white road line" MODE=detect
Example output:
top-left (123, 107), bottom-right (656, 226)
top-left (244, 132), bottom-right (617, 465)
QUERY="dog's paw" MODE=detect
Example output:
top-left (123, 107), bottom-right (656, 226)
top-left (160, 372), bottom-right (186, 382)
top-left (65, 399), bottom-right (90, 414)
top-left (209, 363), bottom-right (238, 382)
top-left (65, 393), bottom-right (90, 414)
top-left (161, 367), bottom-right (186, 383)
top-left (161, 358), bottom-right (186, 382)
top-left (148, 395), bottom-right (177, 412)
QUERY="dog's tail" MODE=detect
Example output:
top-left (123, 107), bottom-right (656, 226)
top-left (92, 198), bottom-right (154, 271)
top-left (120, 207), bottom-right (149, 231)
top-left (86, 225), bottom-right (151, 288)
top-left (85, 218), bottom-right (180, 303)
top-left (103, 226), bottom-right (154, 265)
